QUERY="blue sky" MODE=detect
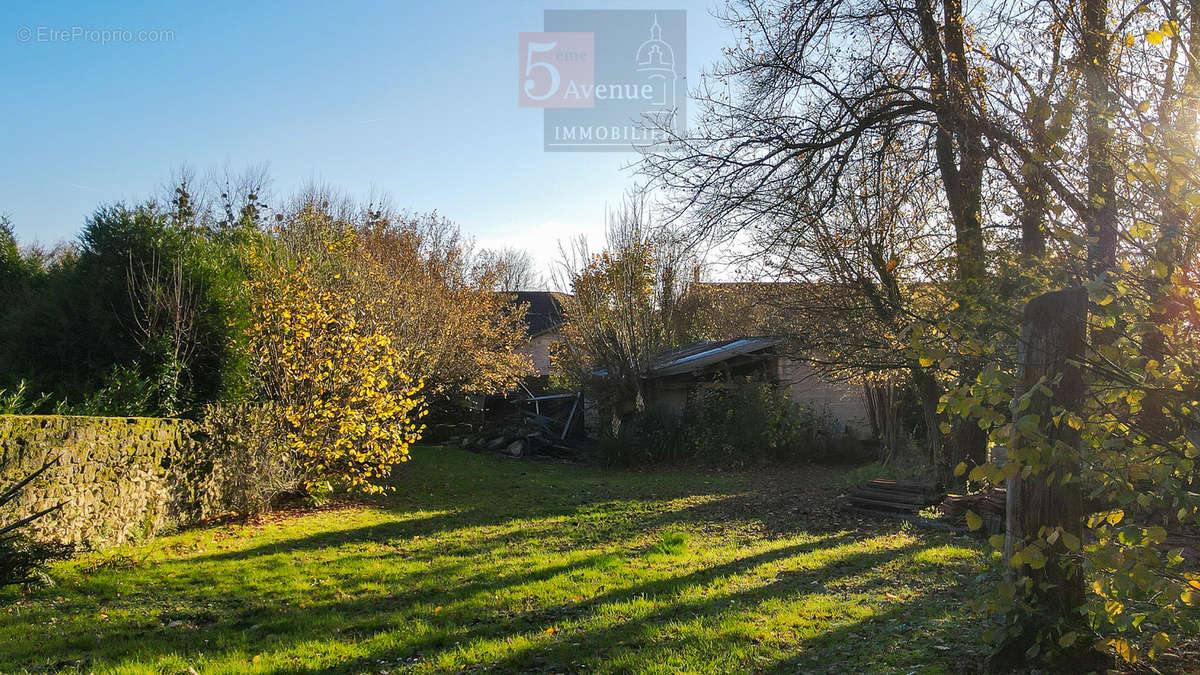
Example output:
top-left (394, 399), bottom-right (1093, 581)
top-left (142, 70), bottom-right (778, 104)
top-left (1, 1), bottom-right (729, 274)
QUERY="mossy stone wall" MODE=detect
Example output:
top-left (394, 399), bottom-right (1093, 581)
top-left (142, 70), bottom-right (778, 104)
top-left (0, 415), bottom-right (223, 548)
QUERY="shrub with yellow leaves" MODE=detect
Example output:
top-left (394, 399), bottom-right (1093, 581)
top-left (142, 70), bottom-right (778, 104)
top-left (244, 242), bottom-right (425, 495)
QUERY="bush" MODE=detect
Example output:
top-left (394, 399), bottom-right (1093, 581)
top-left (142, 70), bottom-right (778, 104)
top-left (0, 381), bottom-right (52, 415)
top-left (200, 401), bottom-right (300, 515)
top-left (244, 243), bottom-right (425, 495)
top-left (600, 380), bottom-right (872, 467)
top-left (69, 365), bottom-right (156, 417)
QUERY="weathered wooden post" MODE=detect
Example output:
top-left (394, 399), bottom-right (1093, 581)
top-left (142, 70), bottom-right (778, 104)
top-left (998, 287), bottom-right (1090, 665)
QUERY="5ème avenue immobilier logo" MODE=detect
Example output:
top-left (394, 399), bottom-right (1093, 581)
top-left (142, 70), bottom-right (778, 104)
top-left (519, 10), bottom-right (686, 152)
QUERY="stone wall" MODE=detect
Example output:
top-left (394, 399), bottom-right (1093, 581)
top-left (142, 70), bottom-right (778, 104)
top-left (0, 415), bottom-right (223, 549)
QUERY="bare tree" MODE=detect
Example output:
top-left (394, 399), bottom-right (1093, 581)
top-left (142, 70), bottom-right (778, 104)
top-left (211, 163), bottom-right (272, 233)
top-left (125, 249), bottom-right (199, 416)
top-left (476, 247), bottom-right (543, 291)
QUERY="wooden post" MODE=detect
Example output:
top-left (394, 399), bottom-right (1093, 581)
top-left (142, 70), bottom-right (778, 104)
top-left (997, 287), bottom-right (1090, 665)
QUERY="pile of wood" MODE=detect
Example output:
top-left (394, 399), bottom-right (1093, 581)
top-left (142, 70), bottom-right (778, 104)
top-left (942, 488), bottom-right (1006, 532)
top-left (846, 479), bottom-right (945, 514)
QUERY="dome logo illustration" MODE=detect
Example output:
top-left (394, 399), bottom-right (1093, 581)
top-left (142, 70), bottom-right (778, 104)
top-left (636, 15), bottom-right (677, 113)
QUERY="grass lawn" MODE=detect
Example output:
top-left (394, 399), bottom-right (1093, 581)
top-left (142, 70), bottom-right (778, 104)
top-left (1, 446), bottom-right (992, 674)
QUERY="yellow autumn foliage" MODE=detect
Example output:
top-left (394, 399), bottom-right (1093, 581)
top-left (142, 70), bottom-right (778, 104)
top-left (244, 242), bottom-right (425, 494)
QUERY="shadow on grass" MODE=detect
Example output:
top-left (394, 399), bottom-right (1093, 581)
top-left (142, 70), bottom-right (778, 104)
top-left (184, 470), bottom-right (857, 570)
top-left (2, 448), bottom-right (985, 673)
top-left (14, 531), bottom-right (867, 671)
top-left (323, 537), bottom-right (941, 673)
top-left (187, 476), bottom-right (778, 568)
top-left (761, 601), bottom-right (990, 674)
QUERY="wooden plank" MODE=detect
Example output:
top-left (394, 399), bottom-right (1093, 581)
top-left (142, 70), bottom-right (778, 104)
top-left (846, 495), bottom-right (931, 512)
top-left (865, 479), bottom-right (939, 494)
top-left (849, 487), bottom-right (942, 504)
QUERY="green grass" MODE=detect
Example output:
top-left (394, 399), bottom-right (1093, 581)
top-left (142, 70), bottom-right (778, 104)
top-left (1, 446), bottom-right (992, 674)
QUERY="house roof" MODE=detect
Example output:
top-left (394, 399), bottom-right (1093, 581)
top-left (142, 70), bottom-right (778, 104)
top-left (648, 337), bottom-right (781, 378)
top-left (509, 291), bottom-right (570, 337)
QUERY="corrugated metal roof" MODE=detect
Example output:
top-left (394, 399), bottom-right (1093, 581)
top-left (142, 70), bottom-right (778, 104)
top-left (648, 337), bottom-right (781, 377)
top-left (588, 337), bottom-right (781, 379)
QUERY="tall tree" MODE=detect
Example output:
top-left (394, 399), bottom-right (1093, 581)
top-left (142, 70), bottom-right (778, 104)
top-left (642, 0), bottom-right (996, 477)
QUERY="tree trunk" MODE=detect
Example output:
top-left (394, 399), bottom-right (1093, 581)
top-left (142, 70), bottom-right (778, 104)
top-left (911, 364), bottom-right (944, 474)
top-left (949, 420), bottom-right (988, 483)
top-left (1083, 0), bottom-right (1117, 276)
top-left (915, 0), bottom-right (989, 481)
top-left (1018, 113), bottom-right (1049, 260)
top-left (996, 287), bottom-right (1094, 668)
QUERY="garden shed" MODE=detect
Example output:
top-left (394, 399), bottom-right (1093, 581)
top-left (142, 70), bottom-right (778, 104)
top-left (641, 337), bottom-right (873, 436)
